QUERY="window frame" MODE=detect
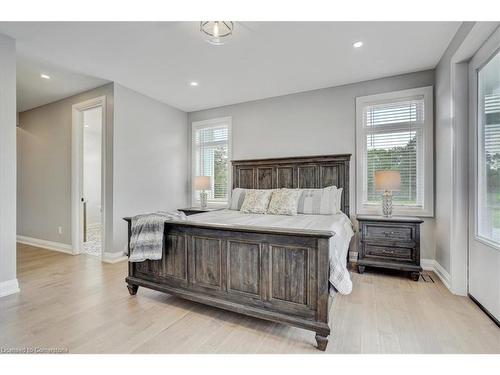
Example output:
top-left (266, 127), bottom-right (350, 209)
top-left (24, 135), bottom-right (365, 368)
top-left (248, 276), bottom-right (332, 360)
top-left (355, 86), bottom-right (434, 217)
top-left (191, 116), bottom-right (232, 208)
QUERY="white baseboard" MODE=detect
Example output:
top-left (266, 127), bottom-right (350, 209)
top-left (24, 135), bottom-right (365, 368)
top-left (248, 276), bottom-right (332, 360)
top-left (420, 258), bottom-right (435, 271)
top-left (0, 278), bottom-right (20, 298)
top-left (17, 235), bottom-right (74, 255)
top-left (421, 258), bottom-right (451, 290)
top-left (17, 235), bottom-right (127, 264)
top-left (102, 251), bottom-right (127, 264)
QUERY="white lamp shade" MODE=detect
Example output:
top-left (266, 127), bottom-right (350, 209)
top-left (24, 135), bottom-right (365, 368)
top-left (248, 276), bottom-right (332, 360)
top-left (374, 170), bottom-right (401, 192)
top-left (194, 176), bottom-right (211, 190)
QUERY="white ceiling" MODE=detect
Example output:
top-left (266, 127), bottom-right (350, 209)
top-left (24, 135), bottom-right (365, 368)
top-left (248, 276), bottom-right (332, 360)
top-left (0, 22), bottom-right (460, 112)
top-left (16, 54), bottom-right (108, 112)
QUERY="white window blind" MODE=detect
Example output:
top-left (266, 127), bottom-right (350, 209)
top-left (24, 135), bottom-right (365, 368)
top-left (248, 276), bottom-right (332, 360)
top-left (356, 87), bottom-right (433, 216)
top-left (364, 98), bottom-right (424, 207)
top-left (192, 118), bottom-right (231, 205)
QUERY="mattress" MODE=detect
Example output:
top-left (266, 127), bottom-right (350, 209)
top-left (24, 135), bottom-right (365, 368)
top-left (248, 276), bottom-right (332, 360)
top-left (186, 209), bottom-right (354, 294)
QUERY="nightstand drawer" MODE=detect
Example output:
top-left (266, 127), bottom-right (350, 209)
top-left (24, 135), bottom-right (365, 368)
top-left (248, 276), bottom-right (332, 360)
top-left (364, 224), bottom-right (413, 242)
top-left (364, 244), bottom-right (413, 262)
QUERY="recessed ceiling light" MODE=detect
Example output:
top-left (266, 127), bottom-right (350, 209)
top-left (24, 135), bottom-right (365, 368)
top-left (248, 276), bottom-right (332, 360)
top-left (353, 41), bottom-right (363, 48)
top-left (40, 73), bottom-right (51, 79)
top-left (190, 81), bottom-right (199, 87)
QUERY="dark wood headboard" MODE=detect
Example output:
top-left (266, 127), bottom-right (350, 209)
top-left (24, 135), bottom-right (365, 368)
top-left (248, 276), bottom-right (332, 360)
top-left (232, 154), bottom-right (351, 217)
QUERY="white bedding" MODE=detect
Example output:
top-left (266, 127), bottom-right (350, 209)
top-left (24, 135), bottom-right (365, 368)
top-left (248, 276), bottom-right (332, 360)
top-left (186, 209), bottom-right (354, 295)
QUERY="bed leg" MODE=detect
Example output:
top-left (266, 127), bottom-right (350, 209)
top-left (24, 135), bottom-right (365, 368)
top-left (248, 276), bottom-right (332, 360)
top-left (315, 333), bottom-right (328, 351)
top-left (127, 284), bottom-right (139, 295)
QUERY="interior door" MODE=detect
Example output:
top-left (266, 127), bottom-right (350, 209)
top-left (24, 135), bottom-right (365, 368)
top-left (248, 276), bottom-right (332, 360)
top-left (468, 27), bottom-right (500, 323)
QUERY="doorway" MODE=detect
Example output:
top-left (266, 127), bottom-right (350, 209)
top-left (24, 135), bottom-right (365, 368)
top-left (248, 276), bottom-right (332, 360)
top-left (71, 97), bottom-right (107, 258)
top-left (468, 28), bottom-right (500, 324)
top-left (82, 106), bottom-right (102, 256)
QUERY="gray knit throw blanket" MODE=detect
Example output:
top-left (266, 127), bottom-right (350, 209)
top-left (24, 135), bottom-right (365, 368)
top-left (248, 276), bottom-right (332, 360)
top-left (129, 211), bottom-right (186, 262)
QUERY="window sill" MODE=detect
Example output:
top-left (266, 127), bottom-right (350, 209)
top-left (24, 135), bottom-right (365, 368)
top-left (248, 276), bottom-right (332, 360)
top-left (357, 205), bottom-right (434, 218)
top-left (191, 201), bottom-right (228, 209)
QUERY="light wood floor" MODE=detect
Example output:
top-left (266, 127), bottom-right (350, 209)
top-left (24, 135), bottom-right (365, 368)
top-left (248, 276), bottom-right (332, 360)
top-left (1, 244), bottom-right (498, 354)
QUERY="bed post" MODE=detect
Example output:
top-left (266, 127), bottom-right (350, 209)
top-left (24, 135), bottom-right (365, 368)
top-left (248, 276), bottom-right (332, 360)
top-left (125, 218), bottom-right (139, 295)
top-left (315, 237), bottom-right (331, 351)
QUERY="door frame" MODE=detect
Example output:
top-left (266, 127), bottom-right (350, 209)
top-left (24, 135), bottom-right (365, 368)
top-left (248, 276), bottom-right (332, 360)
top-left (446, 22), bottom-right (500, 296)
top-left (71, 96), bottom-right (107, 256)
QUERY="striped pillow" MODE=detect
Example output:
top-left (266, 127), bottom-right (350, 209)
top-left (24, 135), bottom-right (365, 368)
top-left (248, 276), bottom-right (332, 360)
top-left (297, 186), bottom-right (341, 215)
top-left (335, 187), bottom-right (343, 213)
top-left (228, 188), bottom-right (247, 210)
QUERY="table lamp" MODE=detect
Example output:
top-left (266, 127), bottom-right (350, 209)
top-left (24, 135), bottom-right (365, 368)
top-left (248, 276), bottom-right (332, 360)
top-left (374, 170), bottom-right (401, 217)
top-left (195, 176), bottom-right (211, 208)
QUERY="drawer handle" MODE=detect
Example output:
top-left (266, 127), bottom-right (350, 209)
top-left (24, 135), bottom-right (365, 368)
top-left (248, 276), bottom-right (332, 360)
top-left (383, 231), bottom-right (397, 236)
top-left (382, 249), bottom-right (395, 254)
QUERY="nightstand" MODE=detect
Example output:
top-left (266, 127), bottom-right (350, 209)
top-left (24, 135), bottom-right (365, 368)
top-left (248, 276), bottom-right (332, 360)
top-left (357, 215), bottom-right (424, 281)
top-left (178, 207), bottom-right (223, 216)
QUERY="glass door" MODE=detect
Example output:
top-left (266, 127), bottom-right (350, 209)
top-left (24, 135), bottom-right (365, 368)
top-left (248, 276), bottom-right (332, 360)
top-left (468, 28), bottom-right (500, 323)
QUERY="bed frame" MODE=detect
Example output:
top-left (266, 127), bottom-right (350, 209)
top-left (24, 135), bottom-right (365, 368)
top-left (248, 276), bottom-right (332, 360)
top-left (124, 154), bottom-right (351, 350)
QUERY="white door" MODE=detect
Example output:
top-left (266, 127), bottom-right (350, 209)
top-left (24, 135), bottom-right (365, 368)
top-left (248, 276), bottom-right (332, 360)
top-left (468, 27), bottom-right (500, 323)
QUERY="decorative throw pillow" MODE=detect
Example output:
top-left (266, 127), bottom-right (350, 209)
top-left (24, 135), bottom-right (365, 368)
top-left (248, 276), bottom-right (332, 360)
top-left (267, 189), bottom-right (301, 216)
top-left (240, 189), bottom-right (273, 214)
top-left (297, 186), bottom-right (340, 215)
top-left (227, 188), bottom-right (247, 210)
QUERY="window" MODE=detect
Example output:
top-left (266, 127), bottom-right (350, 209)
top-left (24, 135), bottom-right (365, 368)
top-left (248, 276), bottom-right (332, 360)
top-left (356, 87), bottom-right (434, 216)
top-left (191, 117), bottom-right (232, 206)
top-left (477, 50), bottom-right (500, 245)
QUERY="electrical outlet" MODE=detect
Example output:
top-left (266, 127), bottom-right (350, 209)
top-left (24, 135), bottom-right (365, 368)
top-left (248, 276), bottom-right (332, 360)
top-left (58, 226), bottom-right (63, 235)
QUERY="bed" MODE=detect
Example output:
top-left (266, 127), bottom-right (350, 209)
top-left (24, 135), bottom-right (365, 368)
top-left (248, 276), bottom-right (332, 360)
top-left (124, 154), bottom-right (352, 350)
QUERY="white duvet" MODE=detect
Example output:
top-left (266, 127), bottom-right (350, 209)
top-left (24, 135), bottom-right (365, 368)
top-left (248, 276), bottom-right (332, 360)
top-left (186, 209), bottom-right (354, 295)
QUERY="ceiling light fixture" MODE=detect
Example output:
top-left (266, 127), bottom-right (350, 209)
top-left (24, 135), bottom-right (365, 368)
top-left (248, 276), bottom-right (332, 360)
top-left (353, 41), bottom-right (363, 48)
top-left (200, 21), bottom-right (234, 45)
top-left (40, 73), bottom-right (51, 79)
top-left (190, 81), bottom-right (199, 87)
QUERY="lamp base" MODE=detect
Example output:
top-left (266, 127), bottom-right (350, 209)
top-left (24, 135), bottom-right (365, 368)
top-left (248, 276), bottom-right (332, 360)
top-left (200, 191), bottom-right (208, 208)
top-left (382, 191), bottom-right (393, 217)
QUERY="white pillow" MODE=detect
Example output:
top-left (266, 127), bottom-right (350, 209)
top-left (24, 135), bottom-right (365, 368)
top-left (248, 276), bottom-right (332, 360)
top-left (227, 188), bottom-right (247, 210)
top-left (297, 186), bottom-right (341, 215)
top-left (267, 189), bottom-right (301, 216)
top-left (240, 190), bottom-right (273, 214)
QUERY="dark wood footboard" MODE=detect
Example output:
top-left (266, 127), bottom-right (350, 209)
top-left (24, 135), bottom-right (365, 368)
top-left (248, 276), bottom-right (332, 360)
top-left (124, 218), bottom-right (334, 350)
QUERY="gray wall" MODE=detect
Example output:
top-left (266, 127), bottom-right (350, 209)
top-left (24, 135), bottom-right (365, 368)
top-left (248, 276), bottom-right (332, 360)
top-left (189, 70), bottom-right (436, 260)
top-left (112, 84), bottom-right (188, 254)
top-left (434, 23), bottom-right (475, 272)
top-left (0, 34), bottom-right (17, 291)
top-left (17, 84), bottom-right (114, 245)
